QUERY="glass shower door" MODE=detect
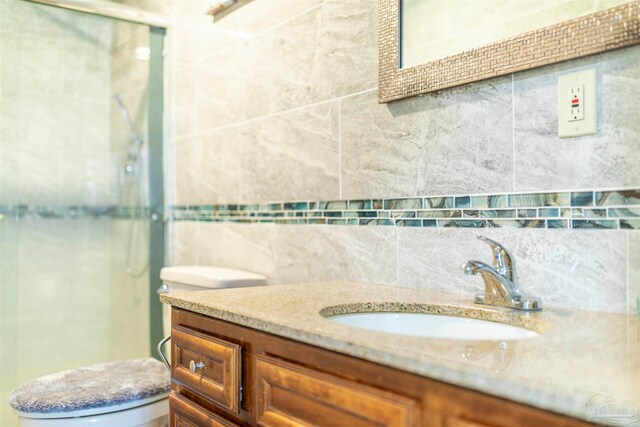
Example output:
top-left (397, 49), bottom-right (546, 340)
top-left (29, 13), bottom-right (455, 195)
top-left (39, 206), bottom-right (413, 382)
top-left (0, 1), bottom-right (163, 425)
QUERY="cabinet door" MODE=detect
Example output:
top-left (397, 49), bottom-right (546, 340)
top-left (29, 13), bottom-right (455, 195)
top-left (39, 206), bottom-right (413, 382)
top-left (172, 326), bottom-right (241, 414)
top-left (170, 392), bottom-right (239, 427)
top-left (255, 355), bottom-right (420, 427)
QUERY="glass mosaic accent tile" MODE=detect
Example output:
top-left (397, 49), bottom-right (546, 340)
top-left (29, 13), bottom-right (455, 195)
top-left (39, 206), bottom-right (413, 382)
top-left (168, 187), bottom-right (640, 231)
top-left (424, 197), bottom-right (454, 209)
top-left (0, 205), bottom-right (153, 220)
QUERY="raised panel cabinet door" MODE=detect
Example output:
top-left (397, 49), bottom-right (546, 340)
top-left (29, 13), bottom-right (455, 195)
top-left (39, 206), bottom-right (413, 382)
top-left (172, 326), bottom-right (242, 414)
top-left (170, 392), bottom-right (239, 427)
top-left (255, 354), bottom-right (421, 427)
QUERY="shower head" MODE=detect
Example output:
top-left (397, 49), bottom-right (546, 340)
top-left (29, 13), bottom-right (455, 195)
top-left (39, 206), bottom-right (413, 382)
top-left (113, 94), bottom-right (136, 136)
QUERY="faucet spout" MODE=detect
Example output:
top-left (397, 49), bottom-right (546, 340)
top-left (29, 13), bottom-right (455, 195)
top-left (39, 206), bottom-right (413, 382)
top-left (461, 237), bottom-right (542, 311)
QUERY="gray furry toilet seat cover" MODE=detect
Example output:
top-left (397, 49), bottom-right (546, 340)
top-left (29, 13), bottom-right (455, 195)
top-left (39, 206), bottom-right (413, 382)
top-left (9, 358), bottom-right (170, 414)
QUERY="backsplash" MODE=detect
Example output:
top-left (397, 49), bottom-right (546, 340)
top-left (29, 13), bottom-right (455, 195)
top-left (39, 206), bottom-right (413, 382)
top-left (123, 0), bottom-right (640, 315)
top-left (171, 188), bottom-right (640, 230)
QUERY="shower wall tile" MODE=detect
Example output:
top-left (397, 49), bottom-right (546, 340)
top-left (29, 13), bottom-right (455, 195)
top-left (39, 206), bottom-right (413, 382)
top-left (239, 102), bottom-right (340, 203)
top-left (111, 44), bottom-right (149, 96)
top-left (271, 0), bottom-right (378, 112)
top-left (109, 220), bottom-right (150, 361)
top-left (15, 219), bottom-right (112, 383)
top-left (340, 79), bottom-right (513, 199)
top-left (513, 45), bottom-right (640, 191)
top-left (397, 227), bottom-right (628, 313)
top-left (0, 90), bottom-right (21, 204)
top-left (0, 32), bottom-right (21, 93)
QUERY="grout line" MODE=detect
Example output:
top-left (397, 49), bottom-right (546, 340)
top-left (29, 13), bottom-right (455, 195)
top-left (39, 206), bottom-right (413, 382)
top-left (511, 73), bottom-right (516, 192)
top-left (174, 87), bottom-right (378, 140)
top-left (338, 99), bottom-right (342, 200)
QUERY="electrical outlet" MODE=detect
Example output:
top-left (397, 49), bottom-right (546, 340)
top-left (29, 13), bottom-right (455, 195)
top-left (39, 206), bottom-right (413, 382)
top-left (568, 85), bottom-right (584, 122)
top-left (558, 69), bottom-right (597, 138)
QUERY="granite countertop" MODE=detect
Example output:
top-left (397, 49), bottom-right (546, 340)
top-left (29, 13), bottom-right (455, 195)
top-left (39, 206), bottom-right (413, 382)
top-left (161, 281), bottom-right (639, 425)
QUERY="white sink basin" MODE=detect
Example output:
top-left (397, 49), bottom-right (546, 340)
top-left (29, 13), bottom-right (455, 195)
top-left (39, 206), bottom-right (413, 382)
top-left (328, 312), bottom-right (539, 341)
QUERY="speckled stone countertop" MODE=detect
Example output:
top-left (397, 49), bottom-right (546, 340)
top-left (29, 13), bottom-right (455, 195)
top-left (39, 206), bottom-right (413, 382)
top-left (161, 281), bottom-right (639, 425)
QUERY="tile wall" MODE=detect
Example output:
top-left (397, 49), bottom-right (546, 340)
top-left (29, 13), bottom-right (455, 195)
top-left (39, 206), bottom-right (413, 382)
top-left (127, 0), bottom-right (639, 314)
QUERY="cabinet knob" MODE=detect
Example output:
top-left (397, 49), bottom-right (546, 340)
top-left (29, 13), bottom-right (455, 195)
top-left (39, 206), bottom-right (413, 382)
top-left (189, 360), bottom-right (205, 373)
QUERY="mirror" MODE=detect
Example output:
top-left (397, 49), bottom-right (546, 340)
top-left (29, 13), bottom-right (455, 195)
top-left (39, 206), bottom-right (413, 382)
top-left (400, 0), bottom-right (634, 68)
top-left (379, 0), bottom-right (640, 102)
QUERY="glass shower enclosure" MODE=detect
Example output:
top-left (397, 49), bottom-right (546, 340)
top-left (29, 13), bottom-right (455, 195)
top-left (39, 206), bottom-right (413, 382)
top-left (0, 0), bottom-right (165, 424)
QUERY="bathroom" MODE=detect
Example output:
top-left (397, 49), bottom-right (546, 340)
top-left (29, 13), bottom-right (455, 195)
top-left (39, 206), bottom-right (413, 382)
top-left (0, 0), bottom-right (638, 426)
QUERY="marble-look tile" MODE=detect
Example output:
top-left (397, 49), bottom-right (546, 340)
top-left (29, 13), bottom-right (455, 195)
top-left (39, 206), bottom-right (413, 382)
top-left (271, 0), bottom-right (378, 111)
top-left (240, 102), bottom-right (340, 203)
top-left (513, 45), bottom-right (640, 190)
top-left (168, 221), bottom-right (199, 265)
top-left (172, 67), bottom-right (197, 138)
top-left (200, 128), bottom-right (244, 204)
top-left (165, 0), bottom-right (321, 72)
top-left (59, 37), bottom-right (111, 99)
top-left (173, 127), bottom-right (246, 205)
top-left (0, 90), bottom-right (21, 204)
top-left (196, 222), bottom-right (278, 280)
top-left (214, 0), bottom-right (323, 36)
top-left (274, 224), bottom-right (397, 285)
top-left (0, 32), bottom-right (22, 93)
top-left (341, 80), bottom-right (513, 199)
top-left (194, 32), bottom-right (273, 131)
top-left (397, 228), bottom-right (628, 313)
top-left (629, 232), bottom-right (640, 315)
top-left (173, 136), bottom-right (204, 205)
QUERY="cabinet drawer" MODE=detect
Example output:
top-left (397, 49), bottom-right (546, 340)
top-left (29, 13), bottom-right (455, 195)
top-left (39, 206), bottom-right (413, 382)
top-left (170, 391), bottom-right (239, 427)
top-left (255, 355), bottom-right (420, 427)
top-left (172, 326), bottom-right (241, 414)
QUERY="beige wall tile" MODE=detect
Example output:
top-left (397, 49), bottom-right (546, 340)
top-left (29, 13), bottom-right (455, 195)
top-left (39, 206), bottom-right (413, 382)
top-left (240, 102), bottom-right (340, 203)
top-left (271, 0), bottom-right (378, 112)
top-left (340, 80), bottom-right (514, 199)
top-left (513, 45), bottom-right (640, 191)
top-left (274, 225), bottom-right (397, 285)
top-left (397, 228), bottom-right (629, 313)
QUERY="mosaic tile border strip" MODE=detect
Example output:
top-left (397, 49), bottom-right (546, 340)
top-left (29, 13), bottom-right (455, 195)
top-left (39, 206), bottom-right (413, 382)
top-left (0, 205), bottom-right (153, 220)
top-left (170, 189), bottom-right (640, 230)
top-left (379, 1), bottom-right (640, 102)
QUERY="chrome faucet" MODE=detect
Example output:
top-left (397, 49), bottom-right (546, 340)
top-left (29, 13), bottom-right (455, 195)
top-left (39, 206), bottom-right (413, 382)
top-left (461, 235), bottom-right (542, 311)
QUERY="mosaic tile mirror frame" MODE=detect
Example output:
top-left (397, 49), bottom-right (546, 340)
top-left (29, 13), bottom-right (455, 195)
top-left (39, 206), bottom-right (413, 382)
top-left (379, 0), bottom-right (640, 102)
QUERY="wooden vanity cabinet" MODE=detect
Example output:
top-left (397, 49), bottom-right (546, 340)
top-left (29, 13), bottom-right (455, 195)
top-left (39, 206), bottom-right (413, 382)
top-left (169, 308), bottom-right (592, 427)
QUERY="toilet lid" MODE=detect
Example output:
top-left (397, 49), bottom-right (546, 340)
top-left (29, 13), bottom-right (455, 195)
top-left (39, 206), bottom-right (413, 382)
top-left (9, 358), bottom-right (170, 419)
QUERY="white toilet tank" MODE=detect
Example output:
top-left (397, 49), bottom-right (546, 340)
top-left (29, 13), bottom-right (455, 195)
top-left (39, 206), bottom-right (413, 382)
top-left (159, 266), bottom-right (267, 337)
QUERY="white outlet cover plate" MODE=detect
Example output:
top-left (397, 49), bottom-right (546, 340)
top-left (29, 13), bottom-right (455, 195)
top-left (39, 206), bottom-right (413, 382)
top-left (558, 68), bottom-right (597, 138)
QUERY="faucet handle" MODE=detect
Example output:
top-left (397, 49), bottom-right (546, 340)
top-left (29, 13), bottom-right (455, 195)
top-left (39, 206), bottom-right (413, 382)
top-left (476, 235), bottom-right (516, 280)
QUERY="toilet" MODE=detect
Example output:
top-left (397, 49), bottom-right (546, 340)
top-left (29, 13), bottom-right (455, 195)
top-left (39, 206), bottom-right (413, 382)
top-left (9, 266), bottom-right (267, 427)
